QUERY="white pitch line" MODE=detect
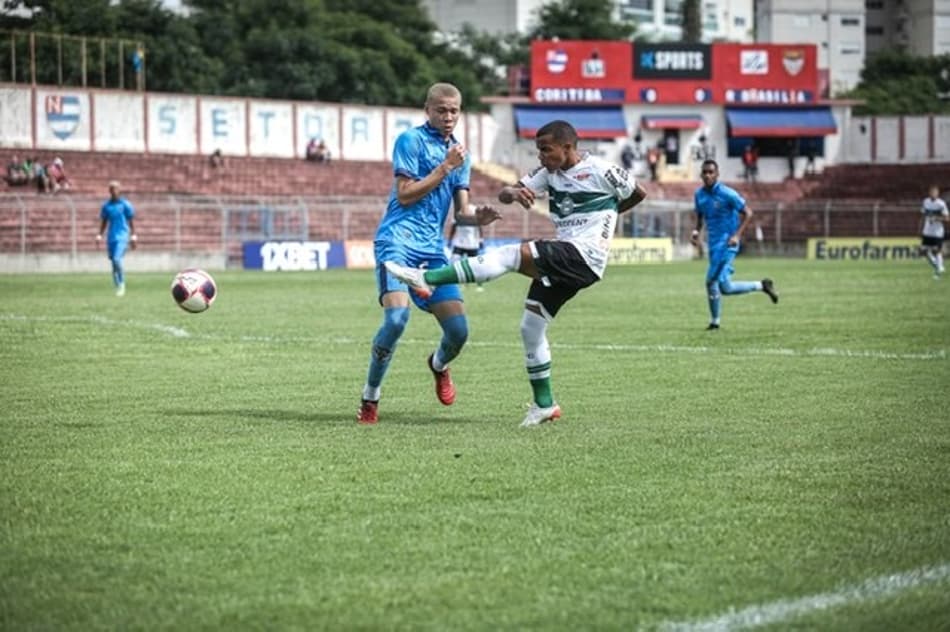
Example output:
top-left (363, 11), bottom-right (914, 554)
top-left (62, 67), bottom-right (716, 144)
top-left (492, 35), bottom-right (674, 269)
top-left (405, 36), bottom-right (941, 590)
top-left (0, 313), bottom-right (946, 361)
top-left (657, 563), bottom-right (950, 632)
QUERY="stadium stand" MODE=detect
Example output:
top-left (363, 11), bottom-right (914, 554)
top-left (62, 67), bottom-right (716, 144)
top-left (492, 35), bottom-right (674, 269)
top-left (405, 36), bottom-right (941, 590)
top-left (2, 151), bottom-right (946, 262)
top-left (802, 162), bottom-right (950, 201)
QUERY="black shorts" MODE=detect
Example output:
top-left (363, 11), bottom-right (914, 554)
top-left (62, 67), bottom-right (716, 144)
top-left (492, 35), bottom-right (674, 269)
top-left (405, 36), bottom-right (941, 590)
top-left (921, 236), bottom-right (944, 248)
top-left (451, 246), bottom-right (480, 258)
top-left (526, 240), bottom-right (599, 318)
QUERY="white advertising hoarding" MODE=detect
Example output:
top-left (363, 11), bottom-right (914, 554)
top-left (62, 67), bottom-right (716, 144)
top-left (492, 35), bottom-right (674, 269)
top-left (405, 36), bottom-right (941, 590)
top-left (94, 92), bottom-right (145, 152)
top-left (199, 97), bottom-right (246, 156)
top-left (147, 94), bottom-right (198, 154)
top-left (0, 87), bottom-right (32, 148)
top-left (35, 89), bottom-right (91, 151)
top-left (249, 101), bottom-right (294, 158)
top-left (341, 107), bottom-right (384, 161)
top-left (1, 86), bottom-right (498, 164)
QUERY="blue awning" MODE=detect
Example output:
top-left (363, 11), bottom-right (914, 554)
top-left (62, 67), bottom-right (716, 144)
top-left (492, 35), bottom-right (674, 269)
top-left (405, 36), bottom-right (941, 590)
top-left (725, 107), bottom-right (837, 137)
top-left (514, 106), bottom-right (627, 140)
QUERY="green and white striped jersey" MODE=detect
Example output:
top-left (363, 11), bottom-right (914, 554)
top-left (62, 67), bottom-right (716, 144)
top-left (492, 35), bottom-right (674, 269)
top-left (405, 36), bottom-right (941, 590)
top-left (520, 153), bottom-right (636, 278)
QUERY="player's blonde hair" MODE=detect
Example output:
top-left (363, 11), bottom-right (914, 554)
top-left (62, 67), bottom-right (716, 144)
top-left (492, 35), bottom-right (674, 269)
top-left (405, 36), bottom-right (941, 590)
top-left (426, 82), bottom-right (462, 106)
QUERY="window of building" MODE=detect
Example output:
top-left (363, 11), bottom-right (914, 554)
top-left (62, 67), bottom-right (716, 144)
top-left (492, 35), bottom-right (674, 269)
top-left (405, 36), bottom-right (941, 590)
top-left (841, 17), bottom-right (861, 26)
top-left (839, 43), bottom-right (863, 55)
top-left (865, 1), bottom-right (883, 9)
top-left (865, 25), bottom-right (884, 35)
top-left (734, 16), bottom-right (746, 27)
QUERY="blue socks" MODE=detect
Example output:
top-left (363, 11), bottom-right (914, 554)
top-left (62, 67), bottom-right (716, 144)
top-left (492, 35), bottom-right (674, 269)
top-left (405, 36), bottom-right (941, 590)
top-left (365, 307), bottom-right (410, 391)
top-left (434, 314), bottom-right (468, 367)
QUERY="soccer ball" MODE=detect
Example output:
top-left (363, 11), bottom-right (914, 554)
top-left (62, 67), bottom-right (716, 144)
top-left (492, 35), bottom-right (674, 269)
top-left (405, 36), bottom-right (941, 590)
top-left (171, 268), bottom-right (217, 313)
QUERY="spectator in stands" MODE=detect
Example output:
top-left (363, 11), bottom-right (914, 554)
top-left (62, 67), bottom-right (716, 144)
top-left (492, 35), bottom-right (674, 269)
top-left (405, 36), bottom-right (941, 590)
top-left (919, 185), bottom-right (949, 279)
top-left (690, 159), bottom-right (778, 331)
top-left (5, 154), bottom-right (29, 186)
top-left (804, 142), bottom-right (817, 175)
top-left (785, 139), bottom-right (798, 180)
top-left (355, 82), bottom-right (501, 424)
top-left (306, 138), bottom-right (331, 163)
top-left (620, 142), bottom-right (635, 170)
top-left (209, 148), bottom-right (225, 169)
top-left (697, 134), bottom-right (713, 161)
top-left (742, 144), bottom-right (758, 183)
top-left (45, 157), bottom-right (71, 193)
top-left (31, 157), bottom-right (47, 193)
top-left (96, 181), bottom-right (137, 297)
top-left (647, 143), bottom-right (661, 181)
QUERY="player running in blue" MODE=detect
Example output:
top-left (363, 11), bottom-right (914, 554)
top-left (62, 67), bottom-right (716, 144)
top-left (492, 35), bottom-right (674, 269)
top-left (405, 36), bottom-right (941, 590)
top-left (357, 82), bottom-right (500, 424)
top-left (96, 180), bottom-right (137, 297)
top-left (690, 159), bottom-right (778, 330)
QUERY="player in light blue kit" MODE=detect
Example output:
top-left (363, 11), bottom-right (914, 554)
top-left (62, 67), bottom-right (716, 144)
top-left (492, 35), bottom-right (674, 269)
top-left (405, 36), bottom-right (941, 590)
top-left (690, 159), bottom-right (778, 330)
top-left (357, 83), bottom-right (500, 424)
top-left (96, 180), bottom-right (137, 297)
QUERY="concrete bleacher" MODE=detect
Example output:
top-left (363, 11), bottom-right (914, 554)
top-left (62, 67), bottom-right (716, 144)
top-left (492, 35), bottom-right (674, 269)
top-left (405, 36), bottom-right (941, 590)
top-left (3, 150), bottom-right (940, 257)
top-left (802, 162), bottom-right (950, 201)
top-left (7, 150), bottom-right (507, 200)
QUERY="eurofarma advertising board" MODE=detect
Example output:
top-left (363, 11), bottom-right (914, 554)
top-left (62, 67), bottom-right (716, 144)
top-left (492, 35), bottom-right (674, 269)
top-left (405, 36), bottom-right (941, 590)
top-left (807, 238), bottom-right (921, 261)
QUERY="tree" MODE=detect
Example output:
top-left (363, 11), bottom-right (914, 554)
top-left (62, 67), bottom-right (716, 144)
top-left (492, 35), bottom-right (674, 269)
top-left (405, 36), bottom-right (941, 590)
top-left (842, 50), bottom-right (950, 115)
top-left (681, 0), bottom-right (702, 43)
top-left (527, 0), bottom-right (637, 41)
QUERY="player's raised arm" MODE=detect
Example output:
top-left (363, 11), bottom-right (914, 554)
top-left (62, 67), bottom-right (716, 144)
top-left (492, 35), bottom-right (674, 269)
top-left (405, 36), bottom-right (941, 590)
top-left (499, 184), bottom-right (536, 209)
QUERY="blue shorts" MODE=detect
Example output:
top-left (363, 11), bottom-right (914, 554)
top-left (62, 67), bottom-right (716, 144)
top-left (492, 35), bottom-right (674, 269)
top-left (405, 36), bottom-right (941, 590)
top-left (107, 239), bottom-right (128, 261)
top-left (706, 245), bottom-right (739, 285)
top-left (374, 240), bottom-right (462, 311)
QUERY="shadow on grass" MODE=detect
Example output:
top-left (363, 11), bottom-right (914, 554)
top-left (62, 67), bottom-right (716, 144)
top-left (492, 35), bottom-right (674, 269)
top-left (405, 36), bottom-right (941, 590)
top-left (161, 407), bottom-right (482, 426)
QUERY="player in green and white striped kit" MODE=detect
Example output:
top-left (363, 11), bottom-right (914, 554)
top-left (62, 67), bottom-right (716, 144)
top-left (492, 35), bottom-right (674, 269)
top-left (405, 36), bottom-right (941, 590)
top-left (386, 120), bottom-right (647, 427)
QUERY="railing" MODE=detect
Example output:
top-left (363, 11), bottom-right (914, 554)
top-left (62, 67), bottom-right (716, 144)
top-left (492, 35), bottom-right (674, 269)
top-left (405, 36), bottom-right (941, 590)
top-left (622, 198), bottom-right (919, 247)
top-left (0, 193), bottom-right (922, 265)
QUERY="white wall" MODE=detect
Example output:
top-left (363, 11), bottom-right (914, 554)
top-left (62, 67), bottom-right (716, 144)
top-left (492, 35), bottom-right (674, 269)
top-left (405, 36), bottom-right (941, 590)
top-left (0, 85), bottom-right (497, 164)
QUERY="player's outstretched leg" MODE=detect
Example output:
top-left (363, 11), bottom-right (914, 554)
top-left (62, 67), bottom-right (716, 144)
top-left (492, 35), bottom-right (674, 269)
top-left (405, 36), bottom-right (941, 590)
top-left (383, 262), bottom-right (432, 299)
top-left (762, 278), bottom-right (779, 303)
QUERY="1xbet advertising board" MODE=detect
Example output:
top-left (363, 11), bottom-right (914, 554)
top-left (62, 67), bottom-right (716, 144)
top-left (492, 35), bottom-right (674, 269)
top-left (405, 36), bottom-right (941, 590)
top-left (530, 41), bottom-right (818, 105)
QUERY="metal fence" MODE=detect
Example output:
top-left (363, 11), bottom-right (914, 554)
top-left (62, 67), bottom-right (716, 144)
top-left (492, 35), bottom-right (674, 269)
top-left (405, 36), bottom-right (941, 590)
top-left (0, 193), bottom-right (923, 266)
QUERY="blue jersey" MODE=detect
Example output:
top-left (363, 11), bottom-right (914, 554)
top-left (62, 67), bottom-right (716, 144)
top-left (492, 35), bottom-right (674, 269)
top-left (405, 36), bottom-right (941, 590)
top-left (375, 122), bottom-right (470, 252)
top-left (100, 197), bottom-right (135, 242)
top-left (694, 181), bottom-right (746, 252)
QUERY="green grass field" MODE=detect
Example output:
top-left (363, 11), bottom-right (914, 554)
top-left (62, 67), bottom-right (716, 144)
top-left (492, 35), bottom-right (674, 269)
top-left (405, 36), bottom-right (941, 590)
top-left (2, 259), bottom-right (949, 631)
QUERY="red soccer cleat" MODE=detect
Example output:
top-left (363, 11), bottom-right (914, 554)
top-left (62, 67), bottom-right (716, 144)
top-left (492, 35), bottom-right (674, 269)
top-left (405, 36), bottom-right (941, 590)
top-left (428, 354), bottom-right (456, 406)
top-left (357, 399), bottom-right (379, 424)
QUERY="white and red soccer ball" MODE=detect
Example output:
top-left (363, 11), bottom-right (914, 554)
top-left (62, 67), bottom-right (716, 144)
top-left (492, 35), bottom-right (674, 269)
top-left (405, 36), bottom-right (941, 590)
top-left (171, 268), bottom-right (217, 313)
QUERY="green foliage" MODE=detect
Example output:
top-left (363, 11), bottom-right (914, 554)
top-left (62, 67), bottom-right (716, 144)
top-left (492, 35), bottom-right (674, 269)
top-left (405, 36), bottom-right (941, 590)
top-left (842, 50), bottom-right (950, 115)
top-left (681, 0), bottom-right (702, 43)
top-left (1, 261), bottom-right (949, 629)
top-left (527, 0), bottom-right (637, 41)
